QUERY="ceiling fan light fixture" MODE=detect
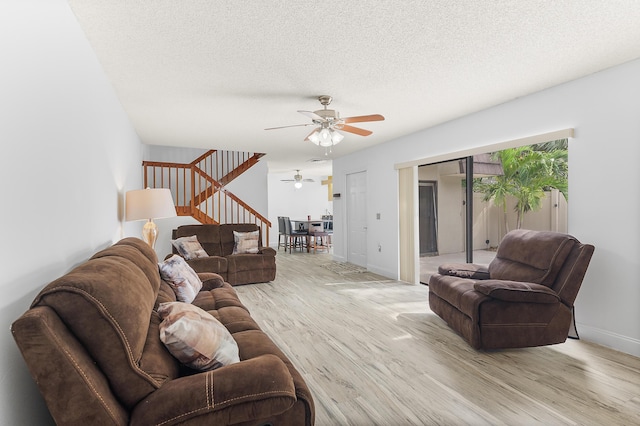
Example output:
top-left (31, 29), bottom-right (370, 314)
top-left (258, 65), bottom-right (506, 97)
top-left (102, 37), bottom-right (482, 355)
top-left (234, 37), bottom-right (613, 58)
top-left (294, 181), bottom-right (303, 189)
top-left (318, 128), bottom-right (332, 147)
top-left (331, 129), bottom-right (344, 144)
top-left (307, 130), bottom-right (320, 145)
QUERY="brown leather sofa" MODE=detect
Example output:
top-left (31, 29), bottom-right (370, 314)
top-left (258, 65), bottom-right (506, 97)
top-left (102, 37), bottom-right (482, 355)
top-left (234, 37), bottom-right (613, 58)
top-left (428, 229), bottom-right (595, 350)
top-left (11, 237), bottom-right (314, 425)
top-left (172, 224), bottom-right (276, 286)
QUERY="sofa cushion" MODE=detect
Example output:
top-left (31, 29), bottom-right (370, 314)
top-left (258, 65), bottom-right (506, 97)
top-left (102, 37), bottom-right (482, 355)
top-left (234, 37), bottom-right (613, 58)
top-left (488, 229), bottom-right (576, 286)
top-left (31, 238), bottom-right (172, 408)
top-left (171, 235), bottom-right (209, 260)
top-left (193, 288), bottom-right (249, 312)
top-left (427, 274), bottom-right (489, 322)
top-left (474, 280), bottom-right (560, 304)
top-left (158, 255), bottom-right (203, 303)
top-left (210, 306), bottom-right (262, 334)
top-left (232, 230), bottom-right (260, 254)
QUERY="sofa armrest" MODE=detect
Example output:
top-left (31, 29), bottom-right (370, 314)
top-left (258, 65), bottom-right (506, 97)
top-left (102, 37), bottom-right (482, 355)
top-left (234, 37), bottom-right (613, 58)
top-left (473, 280), bottom-right (560, 304)
top-left (438, 263), bottom-right (490, 280)
top-left (259, 246), bottom-right (277, 256)
top-left (130, 354), bottom-right (296, 426)
top-left (197, 272), bottom-right (228, 290)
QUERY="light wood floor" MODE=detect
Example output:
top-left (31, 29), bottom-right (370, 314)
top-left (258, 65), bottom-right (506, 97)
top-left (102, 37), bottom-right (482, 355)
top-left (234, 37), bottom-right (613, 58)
top-left (235, 251), bottom-right (640, 425)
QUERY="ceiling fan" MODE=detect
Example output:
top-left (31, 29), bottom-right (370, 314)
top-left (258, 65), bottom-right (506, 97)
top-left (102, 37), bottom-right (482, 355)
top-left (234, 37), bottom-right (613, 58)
top-left (281, 170), bottom-right (314, 188)
top-left (265, 95), bottom-right (384, 150)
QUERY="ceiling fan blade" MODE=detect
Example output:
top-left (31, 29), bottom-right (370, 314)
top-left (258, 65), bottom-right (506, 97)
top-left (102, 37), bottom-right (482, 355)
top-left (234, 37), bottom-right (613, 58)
top-left (303, 179), bottom-right (314, 182)
top-left (342, 114), bottom-right (385, 124)
top-left (265, 123), bottom-right (314, 130)
top-left (298, 110), bottom-right (326, 122)
top-left (280, 179), bottom-right (295, 182)
top-left (341, 124), bottom-right (373, 136)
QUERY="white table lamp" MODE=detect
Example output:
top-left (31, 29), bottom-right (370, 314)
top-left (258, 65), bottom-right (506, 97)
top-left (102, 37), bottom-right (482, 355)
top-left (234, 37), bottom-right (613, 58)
top-left (125, 188), bottom-right (177, 248)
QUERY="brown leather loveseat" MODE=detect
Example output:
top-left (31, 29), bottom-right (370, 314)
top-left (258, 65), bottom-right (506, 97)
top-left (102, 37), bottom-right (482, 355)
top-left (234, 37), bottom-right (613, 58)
top-left (11, 237), bottom-right (314, 425)
top-left (428, 229), bottom-right (594, 350)
top-left (172, 224), bottom-right (276, 286)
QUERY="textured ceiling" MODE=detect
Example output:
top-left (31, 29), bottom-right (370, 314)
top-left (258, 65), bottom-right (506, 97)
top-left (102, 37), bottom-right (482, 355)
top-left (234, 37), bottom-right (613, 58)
top-left (67, 1), bottom-right (640, 176)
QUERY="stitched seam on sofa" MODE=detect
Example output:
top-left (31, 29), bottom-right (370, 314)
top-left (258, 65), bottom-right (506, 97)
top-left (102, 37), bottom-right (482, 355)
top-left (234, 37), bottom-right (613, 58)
top-left (39, 314), bottom-right (122, 425)
top-left (40, 286), bottom-right (160, 386)
top-left (482, 323), bottom-right (549, 328)
top-left (155, 406), bottom-right (213, 426)
top-left (153, 372), bottom-right (217, 426)
top-left (552, 248), bottom-right (583, 303)
top-left (216, 389), bottom-right (297, 407)
top-left (540, 238), bottom-right (572, 284)
top-left (208, 370), bottom-right (214, 408)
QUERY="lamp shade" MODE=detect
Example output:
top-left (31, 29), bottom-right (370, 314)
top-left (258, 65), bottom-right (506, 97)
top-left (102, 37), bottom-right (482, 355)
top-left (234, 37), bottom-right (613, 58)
top-left (125, 188), bottom-right (177, 221)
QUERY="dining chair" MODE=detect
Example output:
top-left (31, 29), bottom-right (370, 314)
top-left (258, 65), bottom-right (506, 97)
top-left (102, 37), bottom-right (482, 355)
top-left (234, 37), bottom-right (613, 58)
top-left (284, 217), bottom-right (307, 253)
top-left (277, 216), bottom-right (288, 250)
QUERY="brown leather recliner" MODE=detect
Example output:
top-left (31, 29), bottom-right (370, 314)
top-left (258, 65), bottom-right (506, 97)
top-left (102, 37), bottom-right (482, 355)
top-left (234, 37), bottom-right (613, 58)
top-left (428, 229), bottom-right (595, 350)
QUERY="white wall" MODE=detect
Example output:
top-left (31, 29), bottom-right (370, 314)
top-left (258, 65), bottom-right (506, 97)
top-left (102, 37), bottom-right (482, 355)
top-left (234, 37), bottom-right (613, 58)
top-left (333, 58), bottom-right (640, 357)
top-left (0, 1), bottom-right (149, 424)
top-left (267, 171), bottom-right (333, 247)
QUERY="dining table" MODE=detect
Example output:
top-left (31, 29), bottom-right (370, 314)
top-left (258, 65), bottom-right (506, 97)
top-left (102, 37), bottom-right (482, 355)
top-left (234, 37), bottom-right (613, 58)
top-left (289, 218), bottom-right (333, 252)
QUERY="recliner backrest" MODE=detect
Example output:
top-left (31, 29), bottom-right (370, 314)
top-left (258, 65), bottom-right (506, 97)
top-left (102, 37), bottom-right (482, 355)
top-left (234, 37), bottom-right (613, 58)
top-left (219, 223), bottom-right (261, 255)
top-left (29, 238), bottom-right (179, 409)
top-left (489, 229), bottom-right (576, 287)
top-left (549, 241), bottom-right (595, 305)
top-left (173, 224), bottom-right (223, 256)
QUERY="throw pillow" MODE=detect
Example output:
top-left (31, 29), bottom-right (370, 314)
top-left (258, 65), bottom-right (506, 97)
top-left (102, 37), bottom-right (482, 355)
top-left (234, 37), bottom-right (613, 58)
top-left (232, 230), bottom-right (259, 254)
top-left (157, 302), bottom-right (240, 371)
top-left (158, 255), bottom-right (203, 303)
top-left (171, 235), bottom-right (208, 260)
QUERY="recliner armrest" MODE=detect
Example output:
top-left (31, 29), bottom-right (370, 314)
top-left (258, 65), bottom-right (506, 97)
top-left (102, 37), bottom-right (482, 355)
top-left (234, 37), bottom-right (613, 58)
top-left (438, 263), bottom-right (490, 280)
top-left (197, 272), bottom-right (227, 290)
top-left (130, 354), bottom-right (296, 426)
top-left (259, 246), bottom-right (277, 256)
top-left (473, 280), bottom-right (560, 304)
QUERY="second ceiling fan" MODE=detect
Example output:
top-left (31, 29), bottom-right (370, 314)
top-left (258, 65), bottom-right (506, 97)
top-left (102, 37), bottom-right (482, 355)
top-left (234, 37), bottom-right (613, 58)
top-left (265, 95), bottom-right (384, 149)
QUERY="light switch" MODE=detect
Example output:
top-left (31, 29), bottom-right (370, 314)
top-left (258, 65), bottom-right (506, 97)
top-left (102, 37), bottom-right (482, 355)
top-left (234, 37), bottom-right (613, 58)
top-left (376, 213), bottom-right (381, 220)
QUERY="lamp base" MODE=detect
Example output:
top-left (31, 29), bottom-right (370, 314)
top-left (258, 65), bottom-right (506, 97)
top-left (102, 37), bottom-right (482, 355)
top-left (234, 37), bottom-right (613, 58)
top-left (142, 219), bottom-right (158, 249)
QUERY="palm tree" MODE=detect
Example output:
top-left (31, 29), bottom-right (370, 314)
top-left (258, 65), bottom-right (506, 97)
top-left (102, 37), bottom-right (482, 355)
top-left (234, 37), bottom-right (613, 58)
top-left (474, 141), bottom-right (568, 230)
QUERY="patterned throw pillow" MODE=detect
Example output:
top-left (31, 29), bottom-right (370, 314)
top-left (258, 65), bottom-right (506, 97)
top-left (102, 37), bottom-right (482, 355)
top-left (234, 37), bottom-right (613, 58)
top-left (158, 302), bottom-right (240, 371)
top-left (158, 255), bottom-right (203, 303)
top-left (171, 235), bottom-right (208, 260)
top-left (232, 230), bottom-right (260, 254)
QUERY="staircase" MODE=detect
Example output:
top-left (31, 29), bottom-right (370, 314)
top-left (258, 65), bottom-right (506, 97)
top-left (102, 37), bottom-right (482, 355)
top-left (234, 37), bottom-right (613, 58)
top-left (142, 150), bottom-right (270, 245)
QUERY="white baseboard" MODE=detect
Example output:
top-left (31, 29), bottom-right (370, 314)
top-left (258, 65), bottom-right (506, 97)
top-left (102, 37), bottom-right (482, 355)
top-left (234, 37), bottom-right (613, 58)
top-left (576, 323), bottom-right (640, 358)
top-left (367, 264), bottom-right (396, 280)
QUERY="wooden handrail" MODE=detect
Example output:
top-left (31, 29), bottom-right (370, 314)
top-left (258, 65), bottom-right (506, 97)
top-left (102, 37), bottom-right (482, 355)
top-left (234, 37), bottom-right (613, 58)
top-left (142, 150), bottom-right (271, 245)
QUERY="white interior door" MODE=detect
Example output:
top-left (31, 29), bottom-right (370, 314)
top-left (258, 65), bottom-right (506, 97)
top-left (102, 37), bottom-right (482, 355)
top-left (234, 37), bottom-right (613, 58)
top-left (347, 171), bottom-right (367, 267)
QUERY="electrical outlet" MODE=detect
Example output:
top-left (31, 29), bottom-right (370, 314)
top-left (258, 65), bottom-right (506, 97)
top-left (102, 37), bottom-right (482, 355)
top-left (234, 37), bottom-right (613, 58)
top-left (376, 213), bottom-right (381, 220)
